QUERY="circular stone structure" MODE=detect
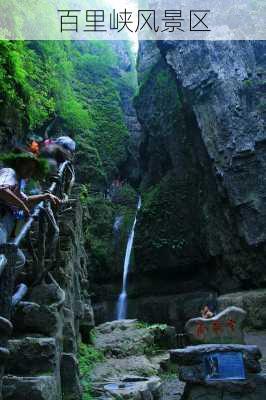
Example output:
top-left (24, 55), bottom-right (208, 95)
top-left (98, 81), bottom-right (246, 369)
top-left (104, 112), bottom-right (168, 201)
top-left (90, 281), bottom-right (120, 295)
top-left (103, 376), bottom-right (162, 399)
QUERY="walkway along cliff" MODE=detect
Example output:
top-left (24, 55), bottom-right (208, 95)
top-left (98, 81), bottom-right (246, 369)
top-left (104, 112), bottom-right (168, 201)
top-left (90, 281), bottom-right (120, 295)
top-left (0, 162), bottom-right (95, 400)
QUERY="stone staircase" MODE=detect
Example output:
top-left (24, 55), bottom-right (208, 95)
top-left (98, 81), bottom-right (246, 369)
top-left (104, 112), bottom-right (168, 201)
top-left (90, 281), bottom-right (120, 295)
top-left (2, 281), bottom-right (68, 400)
top-left (3, 336), bottom-right (60, 400)
top-left (1, 194), bottom-right (94, 400)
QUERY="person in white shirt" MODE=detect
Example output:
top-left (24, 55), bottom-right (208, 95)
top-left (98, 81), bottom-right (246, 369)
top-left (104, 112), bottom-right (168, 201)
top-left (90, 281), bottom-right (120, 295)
top-left (0, 151), bottom-right (61, 268)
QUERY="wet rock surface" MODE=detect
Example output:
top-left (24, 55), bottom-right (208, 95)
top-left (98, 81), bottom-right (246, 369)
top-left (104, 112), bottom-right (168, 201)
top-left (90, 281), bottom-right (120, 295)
top-left (92, 319), bottom-right (176, 357)
top-left (245, 331), bottom-right (266, 374)
top-left (60, 353), bottom-right (82, 400)
top-left (92, 319), bottom-right (155, 357)
top-left (88, 319), bottom-right (183, 400)
top-left (92, 355), bottom-right (161, 381)
top-left (160, 377), bottom-right (185, 400)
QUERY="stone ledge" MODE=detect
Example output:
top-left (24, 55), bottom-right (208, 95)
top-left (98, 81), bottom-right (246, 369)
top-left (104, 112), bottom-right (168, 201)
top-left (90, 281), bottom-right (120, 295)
top-left (3, 375), bottom-right (59, 400)
top-left (170, 344), bottom-right (262, 385)
top-left (6, 337), bottom-right (58, 376)
top-left (170, 344), bottom-right (261, 365)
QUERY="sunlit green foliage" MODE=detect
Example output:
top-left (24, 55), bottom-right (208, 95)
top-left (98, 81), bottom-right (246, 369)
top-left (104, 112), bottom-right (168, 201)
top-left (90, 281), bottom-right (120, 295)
top-left (0, 40), bottom-right (135, 182)
top-left (0, 41), bottom-right (55, 126)
top-left (0, 38), bottom-right (138, 284)
top-left (136, 321), bottom-right (168, 330)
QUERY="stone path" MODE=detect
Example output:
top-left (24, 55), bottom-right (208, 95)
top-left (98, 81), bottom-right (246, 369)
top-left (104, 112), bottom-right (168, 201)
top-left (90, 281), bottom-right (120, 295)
top-left (88, 323), bottom-right (266, 399)
top-left (89, 320), bottom-right (177, 399)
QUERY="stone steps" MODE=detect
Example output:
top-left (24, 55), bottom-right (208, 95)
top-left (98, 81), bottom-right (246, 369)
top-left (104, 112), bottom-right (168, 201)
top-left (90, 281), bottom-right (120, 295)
top-left (1, 192), bottom-right (91, 400)
top-left (2, 336), bottom-right (61, 400)
top-left (12, 301), bottom-right (61, 337)
top-left (6, 336), bottom-right (59, 376)
top-left (3, 375), bottom-right (59, 400)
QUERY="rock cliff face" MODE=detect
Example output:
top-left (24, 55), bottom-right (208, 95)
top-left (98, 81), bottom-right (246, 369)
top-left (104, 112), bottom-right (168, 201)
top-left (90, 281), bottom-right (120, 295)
top-left (80, 40), bottom-right (266, 331)
top-left (160, 40), bottom-right (266, 249)
top-left (110, 41), bottom-right (142, 186)
top-left (94, 40), bottom-right (263, 329)
top-left (133, 40), bottom-right (266, 295)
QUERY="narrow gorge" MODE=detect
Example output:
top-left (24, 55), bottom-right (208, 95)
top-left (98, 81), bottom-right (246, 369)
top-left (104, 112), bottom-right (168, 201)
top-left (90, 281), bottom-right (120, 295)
top-left (0, 38), bottom-right (265, 400)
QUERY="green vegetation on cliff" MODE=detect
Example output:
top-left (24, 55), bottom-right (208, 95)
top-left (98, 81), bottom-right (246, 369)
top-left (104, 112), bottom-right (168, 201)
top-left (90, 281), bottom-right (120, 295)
top-left (80, 183), bottom-right (138, 280)
top-left (134, 59), bottom-right (187, 270)
top-left (0, 40), bottom-right (135, 182)
top-left (0, 38), bottom-right (139, 287)
top-left (134, 57), bottom-right (203, 272)
top-left (135, 60), bottom-right (181, 138)
top-left (136, 173), bottom-right (188, 270)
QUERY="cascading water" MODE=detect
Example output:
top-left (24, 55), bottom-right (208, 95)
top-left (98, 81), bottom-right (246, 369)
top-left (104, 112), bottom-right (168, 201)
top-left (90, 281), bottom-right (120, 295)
top-left (116, 196), bottom-right (141, 320)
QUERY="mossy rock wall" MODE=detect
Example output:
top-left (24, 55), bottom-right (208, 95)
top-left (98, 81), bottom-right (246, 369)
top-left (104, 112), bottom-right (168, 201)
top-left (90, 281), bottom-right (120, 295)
top-left (134, 40), bottom-right (266, 298)
top-left (133, 48), bottom-right (242, 295)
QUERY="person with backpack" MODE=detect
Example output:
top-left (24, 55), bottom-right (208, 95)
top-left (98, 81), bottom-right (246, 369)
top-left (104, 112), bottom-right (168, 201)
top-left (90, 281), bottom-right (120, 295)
top-left (41, 135), bottom-right (76, 164)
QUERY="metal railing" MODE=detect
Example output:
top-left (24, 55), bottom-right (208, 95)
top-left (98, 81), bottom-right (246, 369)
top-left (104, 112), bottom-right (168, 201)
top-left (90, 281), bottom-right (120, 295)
top-left (0, 161), bottom-right (75, 315)
top-left (13, 160), bottom-right (75, 248)
top-left (0, 160), bottom-right (75, 400)
top-left (0, 255), bottom-right (7, 277)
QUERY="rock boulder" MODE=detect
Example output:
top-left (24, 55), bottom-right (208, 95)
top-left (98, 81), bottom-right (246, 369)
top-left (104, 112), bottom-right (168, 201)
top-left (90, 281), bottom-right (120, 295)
top-left (185, 307), bottom-right (246, 345)
top-left (92, 319), bottom-right (176, 357)
top-left (218, 290), bottom-right (266, 330)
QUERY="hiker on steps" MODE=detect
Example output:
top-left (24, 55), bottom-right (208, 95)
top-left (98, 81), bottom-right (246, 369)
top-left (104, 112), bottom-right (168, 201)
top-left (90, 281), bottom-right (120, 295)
top-left (0, 150), bottom-right (61, 269)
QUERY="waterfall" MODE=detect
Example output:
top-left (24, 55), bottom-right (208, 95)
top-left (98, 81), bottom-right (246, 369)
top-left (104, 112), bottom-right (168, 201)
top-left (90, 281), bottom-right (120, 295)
top-left (116, 196), bottom-right (141, 320)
